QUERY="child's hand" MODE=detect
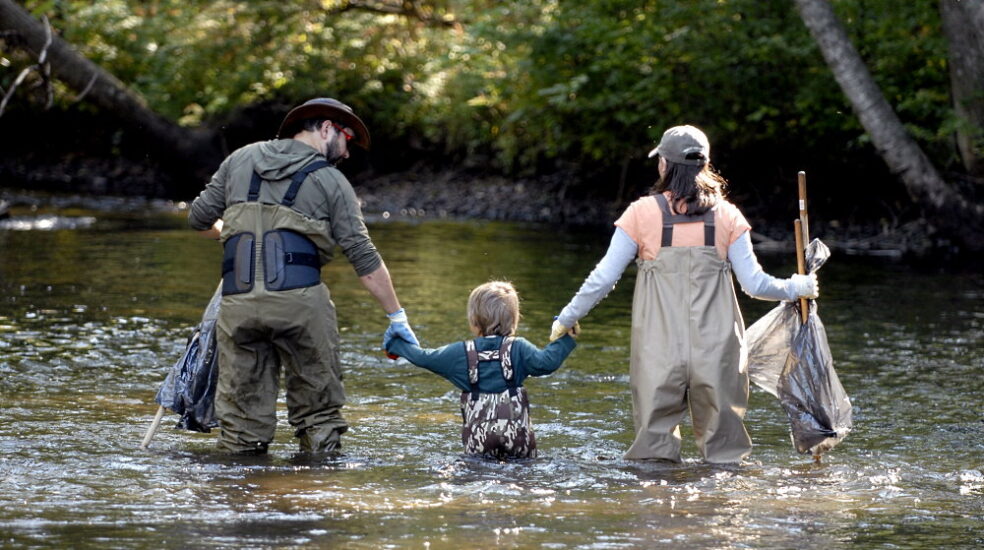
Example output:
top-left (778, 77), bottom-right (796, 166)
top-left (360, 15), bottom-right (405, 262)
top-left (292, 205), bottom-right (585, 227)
top-left (382, 308), bottom-right (419, 359)
top-left (383, 331), bottom-right (410, 359)
top-left (550, 319), bottom-right (580, 341)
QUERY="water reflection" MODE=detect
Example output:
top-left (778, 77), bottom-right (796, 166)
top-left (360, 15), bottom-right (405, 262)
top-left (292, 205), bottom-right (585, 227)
top-left (0, 214), bottom-right (97, 231)
top-left (0, 210), bottom-right (981, 548)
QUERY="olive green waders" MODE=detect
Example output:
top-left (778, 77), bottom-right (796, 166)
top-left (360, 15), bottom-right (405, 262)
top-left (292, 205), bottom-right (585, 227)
top-left (215, 169), bottom-right (348, 455)
top-left (624, 197), bottom-right (751, 463)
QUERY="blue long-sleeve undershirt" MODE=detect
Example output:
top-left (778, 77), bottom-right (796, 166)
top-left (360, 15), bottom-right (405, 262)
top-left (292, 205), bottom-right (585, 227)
top-left (386, 334), bottom-right (576, 393)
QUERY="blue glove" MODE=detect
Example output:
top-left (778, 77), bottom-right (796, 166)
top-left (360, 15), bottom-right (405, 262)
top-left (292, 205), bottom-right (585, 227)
top-left (383, 308), bottom-right (419, 357)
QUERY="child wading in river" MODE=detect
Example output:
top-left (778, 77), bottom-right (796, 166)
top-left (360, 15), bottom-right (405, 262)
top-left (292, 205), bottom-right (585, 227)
top-left (384, 281), bottom-right (578, 459)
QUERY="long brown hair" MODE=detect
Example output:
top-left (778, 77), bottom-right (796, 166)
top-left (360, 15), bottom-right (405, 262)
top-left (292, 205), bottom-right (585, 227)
top-left (651, 160), bottom-right (727, 215)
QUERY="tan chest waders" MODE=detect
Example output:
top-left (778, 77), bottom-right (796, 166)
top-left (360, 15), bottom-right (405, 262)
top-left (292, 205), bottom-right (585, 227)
top-left (624, 194), bottom-right (752, 463)
top-left (214, 160), bottom-right (348, 455)
top-left (459, 337), bottom-right (537, 459)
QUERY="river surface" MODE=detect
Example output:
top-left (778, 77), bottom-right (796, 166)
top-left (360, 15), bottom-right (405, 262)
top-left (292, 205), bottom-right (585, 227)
top-left (0, 199), bottom-right (981, 548)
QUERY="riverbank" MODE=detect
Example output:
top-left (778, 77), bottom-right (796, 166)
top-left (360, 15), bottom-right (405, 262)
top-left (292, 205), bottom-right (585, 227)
top-left (354, 169), bottom-right (953, 259)
top-left (0, 161), bottom-right (957, 259)
top-left (356, 169), bottom-right (617, 226)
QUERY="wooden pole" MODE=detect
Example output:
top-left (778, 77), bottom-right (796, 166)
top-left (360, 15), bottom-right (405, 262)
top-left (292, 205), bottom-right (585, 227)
top-left (796, 171), bottom-right (810, 324)
top-left (140, 405), bottom-right (166, 449)
top-left (798, 171), bottom-right (810, 249)
top-left (798, 171), bottom-right (818, 461)
top-left (794, 220), bottom-right (809, 324)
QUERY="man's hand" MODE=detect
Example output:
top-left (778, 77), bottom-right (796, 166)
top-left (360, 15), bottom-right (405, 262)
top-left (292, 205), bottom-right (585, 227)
top-left (383, 308), bottom-right (418, 358)
top-left (196, 219), bottom-right (224, 240)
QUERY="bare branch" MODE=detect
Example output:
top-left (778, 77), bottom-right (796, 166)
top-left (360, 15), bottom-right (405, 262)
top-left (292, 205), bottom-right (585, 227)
top-left (38, 16), bottom-right (54, 108)
top-left (338, 0), bottom-right (459, 28)
top-left (37, 15), bottom-right (52, 64)
top-left (72, 72), bottom-right (98, 103)
top-left (0, 14), bottom-right (56, 115)
top-left (41, 60), bottom-right (52, 108)
top-left (0, 64), bottom-right (36, 117)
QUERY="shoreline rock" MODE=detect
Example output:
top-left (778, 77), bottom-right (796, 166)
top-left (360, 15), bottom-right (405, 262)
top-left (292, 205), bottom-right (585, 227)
top-left (355, 169), bottom-right (618, 227)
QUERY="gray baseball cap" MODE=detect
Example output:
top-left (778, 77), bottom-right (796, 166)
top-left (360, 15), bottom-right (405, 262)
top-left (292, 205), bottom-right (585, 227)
top-left (647, 125), bottom-right (710, 166)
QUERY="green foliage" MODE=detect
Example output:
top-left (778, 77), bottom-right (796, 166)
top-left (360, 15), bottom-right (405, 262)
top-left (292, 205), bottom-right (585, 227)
top-left (833, 0), bottom-right (955, 165)
top-left (477, 0), bottom-right (956, 174)
top-left (12, 0), bottom-right (963, 178)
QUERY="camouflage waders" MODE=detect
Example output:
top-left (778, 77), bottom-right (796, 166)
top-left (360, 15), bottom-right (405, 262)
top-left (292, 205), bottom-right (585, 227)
top-left (215, 161), bottom-right (348, 455)
top-left (459, 337), bottom-right (537, 459)
top-left (624, 194), bottom-right (752, 463)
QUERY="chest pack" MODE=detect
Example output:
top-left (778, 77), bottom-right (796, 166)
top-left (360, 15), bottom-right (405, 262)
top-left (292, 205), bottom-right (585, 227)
top-left (656, 193), bottom-right (716, 247)
top-left (221, 161), bottom-right (328, 296)
top-left (458, 337), bottom-right (537, 459)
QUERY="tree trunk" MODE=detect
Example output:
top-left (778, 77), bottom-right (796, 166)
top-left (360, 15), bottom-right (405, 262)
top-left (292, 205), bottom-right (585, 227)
top-left (940, 0), bottom-right (984, 177)
top-left (0, 0), bottom-right (221, 197)
top-left (793, 0), bottom-right (984, 249)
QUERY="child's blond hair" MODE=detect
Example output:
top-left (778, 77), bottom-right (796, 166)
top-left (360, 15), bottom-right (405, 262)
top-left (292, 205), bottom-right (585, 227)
top-left (467, 281), bottom-right (520, 337)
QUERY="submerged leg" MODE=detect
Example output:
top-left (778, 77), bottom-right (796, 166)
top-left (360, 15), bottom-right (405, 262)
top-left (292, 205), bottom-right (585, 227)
top-left (215, 316), bottom-right (280, 454)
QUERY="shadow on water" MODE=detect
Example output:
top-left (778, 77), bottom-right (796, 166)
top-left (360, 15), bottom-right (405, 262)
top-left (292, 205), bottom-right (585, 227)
top-left (0, 203), bottom-right (981, 548)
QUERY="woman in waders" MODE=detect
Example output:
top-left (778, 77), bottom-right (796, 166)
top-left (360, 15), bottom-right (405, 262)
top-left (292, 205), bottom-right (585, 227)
top-left (550, 125), bottom-right (818, 464)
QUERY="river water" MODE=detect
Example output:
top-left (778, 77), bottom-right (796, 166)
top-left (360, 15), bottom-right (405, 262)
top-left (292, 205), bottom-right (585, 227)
top-left (0, 200), bottom-right (981, 548)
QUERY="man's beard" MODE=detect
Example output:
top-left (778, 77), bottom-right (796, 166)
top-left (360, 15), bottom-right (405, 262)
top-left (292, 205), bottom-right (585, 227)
top-left (325, 140), bottom-right (346, 165)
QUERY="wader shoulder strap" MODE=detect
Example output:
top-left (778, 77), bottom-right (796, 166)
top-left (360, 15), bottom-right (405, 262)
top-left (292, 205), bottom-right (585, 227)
top-left (703, 209), bottom-right (715, 247)
top-left (465, 338), bottom-right (516, 400)
top-left (246, 160), bottom-right (330, 205)
top-left (499, 337), bottom-right (517, 397)
top-left (282, 160), bottom-right (330, 207)
top-left (248, 171), bottom-right (263, 202)
top-left (655, 194), bottom-right (716, 247)
top-left (465, 340), bottom-right (480, 401)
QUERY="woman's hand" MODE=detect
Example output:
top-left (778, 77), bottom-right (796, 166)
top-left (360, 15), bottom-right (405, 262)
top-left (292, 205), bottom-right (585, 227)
top-left (790, 273), bottom-right (819, 299)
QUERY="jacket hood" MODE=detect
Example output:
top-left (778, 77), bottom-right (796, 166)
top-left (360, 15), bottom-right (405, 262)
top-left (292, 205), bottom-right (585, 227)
top-left (251, 139), bottom-right (325, 181)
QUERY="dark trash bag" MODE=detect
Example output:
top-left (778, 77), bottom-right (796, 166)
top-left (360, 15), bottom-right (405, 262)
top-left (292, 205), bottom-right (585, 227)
top-left (154, 283), bottom-right (222, 433)
top-left (746, 239), bottom-right (852, 455)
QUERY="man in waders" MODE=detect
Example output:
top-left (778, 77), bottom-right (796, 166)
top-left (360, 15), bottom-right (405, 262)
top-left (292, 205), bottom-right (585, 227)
top-left (188, 97), bottom-right (418, 455)
top-left (550, 125), bottom-right (817, 463)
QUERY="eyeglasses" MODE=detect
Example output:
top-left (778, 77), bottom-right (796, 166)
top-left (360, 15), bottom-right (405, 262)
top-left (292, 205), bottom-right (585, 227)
top-left (330, 122), bottom-right (355, 141)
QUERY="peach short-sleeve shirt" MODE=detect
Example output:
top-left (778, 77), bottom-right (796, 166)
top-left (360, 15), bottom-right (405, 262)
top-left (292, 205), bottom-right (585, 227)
top-left (615, 192), bottom-right (751, 260)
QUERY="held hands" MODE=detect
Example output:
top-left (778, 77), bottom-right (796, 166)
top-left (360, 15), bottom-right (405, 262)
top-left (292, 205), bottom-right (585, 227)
top-left (382, 308), bottom-right (419, 358)
top-left (549, 319), bottom-right (581, 342)
top-left (790, 273), bottom-right (819, 299)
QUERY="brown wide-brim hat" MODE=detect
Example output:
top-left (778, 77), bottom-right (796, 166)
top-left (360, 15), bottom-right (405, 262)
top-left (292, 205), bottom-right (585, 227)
top-left (277, 97), bottom-right (371, 149)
